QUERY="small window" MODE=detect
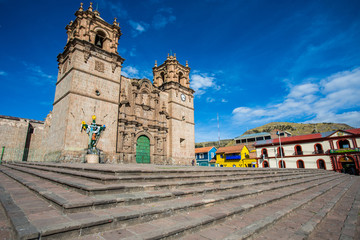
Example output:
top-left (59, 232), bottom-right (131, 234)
top-left (295, 145), bottom-right (303, 155)
top-left (315, 144), bottom-right (323, 154)
top-left (338, 140), bottom-right (350, 149)
top-left (262, 148), bottom-right (268, 158)
top-left (180, 138), bottom-right (185, 147)
top-left (277, 147), bottom-right (285, 157)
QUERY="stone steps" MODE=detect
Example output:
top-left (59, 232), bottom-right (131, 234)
top-left (1, 165), bottom-right (330, 214)
top-left (0, 162), bottom-right (358, 240)
top-left (3, 164), bottom-right (325, 196)
top-left (181, 177), bottom-right (357, 240)
top-left (74, 174), bottom-right (350, 240)
top-left (14, 161), bottom-right (317, 176)
top-left (9, 162), bottom-right (309, 184)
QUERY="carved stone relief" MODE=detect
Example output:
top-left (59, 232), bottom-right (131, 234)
top-left (95, 60), bottom-right (105, 72)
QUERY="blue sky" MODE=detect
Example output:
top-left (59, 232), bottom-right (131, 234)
top-left (1, 0), bottom-right (360, 142)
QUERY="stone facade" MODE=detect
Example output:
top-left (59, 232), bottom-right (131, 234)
top-left (1, 3), bottom-right (194, 165)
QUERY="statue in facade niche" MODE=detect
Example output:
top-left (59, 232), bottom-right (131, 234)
top-left (81, 115), bottom-right (106, 154)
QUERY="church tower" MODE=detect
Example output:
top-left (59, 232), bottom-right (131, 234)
top-left (47, 3), bottom-right (124, 161)
top-left (153, 54), bottom-right (195, 165)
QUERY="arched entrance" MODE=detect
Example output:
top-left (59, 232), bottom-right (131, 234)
top-left (263, 160), bottom-right (269, 168)
top-left (136, 135), bottom-right (150, 164)
top-left (339, 155), bottom-right (356, 175)
top-left (317, 159), bottom-right (326, 170)
top-left (297, 160), bottom-right (305, 168)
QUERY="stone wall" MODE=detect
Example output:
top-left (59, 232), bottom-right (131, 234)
top-left (0, 115), bottom-right (45, 162)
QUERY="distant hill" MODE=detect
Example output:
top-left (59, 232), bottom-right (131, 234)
top-left (195, 122), bottom-right (354, 148)
top-left (195, 139), bottom-right (234, 148)
top-left (242, 122), bottom-right (353, 136)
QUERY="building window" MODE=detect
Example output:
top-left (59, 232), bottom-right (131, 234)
top-left (263, 160), bottom-right (269, 168)
top-left (297, 160), bottom-right (305, 168)
top-left (279, 160), bottom-right (286, 168)
top-left (261, 148), bottom-right (268, 158)
top-left (295, 145), bottom-right (303, 155)
top-left (180, 138), bottom-right (185, 147)
top-left (338, 140), bottom-right (350, 149)
top-left (315, 144), bottom-right (323, 154)
top-left (277, 147), bottom-right (285, 157)
top-left (317, 159), bottom-right (326, 170)
top-left (178, 72), bottom-right (183, 83)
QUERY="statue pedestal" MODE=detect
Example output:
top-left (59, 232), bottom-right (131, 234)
top-left (86, 154), bottom-right (99, 164)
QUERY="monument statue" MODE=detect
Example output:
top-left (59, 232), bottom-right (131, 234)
top-left (81, 115), bottom-right (106, 154)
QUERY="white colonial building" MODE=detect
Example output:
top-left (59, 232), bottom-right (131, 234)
top-left (255, 129), bottom-right (360, 175)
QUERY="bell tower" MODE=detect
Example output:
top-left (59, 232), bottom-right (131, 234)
top-left (153, 54), bottom-right (195, 165)
top-left (46, 3), bottom-right (124, 161)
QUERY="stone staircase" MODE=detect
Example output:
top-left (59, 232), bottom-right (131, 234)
top-left (0, 162), bottom-right (359, 240)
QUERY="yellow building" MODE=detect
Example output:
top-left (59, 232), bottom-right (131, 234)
top-left (215, 145), bottom-right (257, 168)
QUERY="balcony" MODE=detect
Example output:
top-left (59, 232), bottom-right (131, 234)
top-left (226, 155), bottom-right (241, 160)
top-left (329, 148), bottom-right (360, 154)
top-left (313, 150), bottom-right (324, 154)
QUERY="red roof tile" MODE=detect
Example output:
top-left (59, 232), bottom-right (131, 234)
top-left (346, 128), bottom-right (360, 134)
top-left (216, 145), bottom-right (244, 154)
top-left (195, 146), bottom-right (216, 154)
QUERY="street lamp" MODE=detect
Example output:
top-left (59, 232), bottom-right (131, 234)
top-left (276, 131), bottom-right (284, 168)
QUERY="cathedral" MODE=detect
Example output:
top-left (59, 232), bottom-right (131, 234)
top-left (0, 3), bottom-right (195, 165)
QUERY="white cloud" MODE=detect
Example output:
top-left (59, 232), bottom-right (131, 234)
top-left (152, 8), bottom-right (176, 29)
top-left (128, 20), bottom-right (149, 37)
top-left (190, 71), bottom-right (219, 96)
top-left (22, 62), bottom-right (56, 85)
top-left (221, 99), bottom-right (228, 103)
top-left (0, 70), bottom-right (7, 76)
top-left (232, 67), bottom-right (360, 128)
top-left (122, 66), bottom-right (139, 78)
top-left (206, 97), bottom-right (215, 103)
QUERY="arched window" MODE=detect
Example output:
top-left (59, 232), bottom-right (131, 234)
top-left (338, 140), bottom-right (350, 149)
top-left (297, 160), bottom-right (305, 168)
top-left (178, 72), bottom-right (183, 83)
top-left (279, 160), bottom-right (286, 168)
top-left (262, 160), bottom-right (269, 168)
top-left (295, 145), bottom-right (303, 155)
top-left (261, 148), bottom-right (268, 158)
top-left (277, 147), bottom-right (285, 157)
top-left (315, 144), bottom-right (323, 154)
top-left (317, 159), bottom-right (326, 170)
top-left (95, 30), bottom-right (106, 48)
top-left (160, 72), bottom-right (165, 83)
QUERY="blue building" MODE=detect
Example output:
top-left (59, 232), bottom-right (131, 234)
top-left (195, 146), bottom-right (217, 166)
